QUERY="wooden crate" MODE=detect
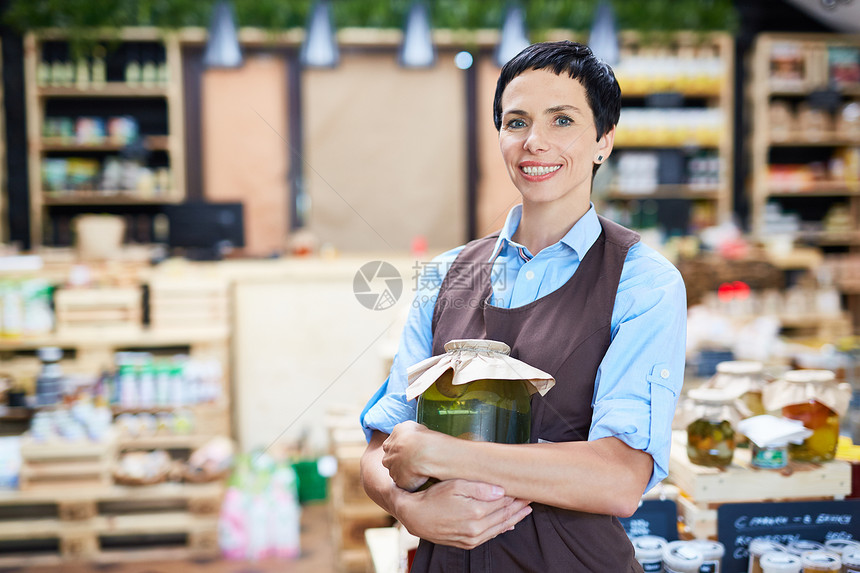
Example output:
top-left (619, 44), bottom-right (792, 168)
top-left (54, 287), bottom-right (142, 334)
top-left (668, 432), bottom-right (852, 539)
top-left (148, 278), bottom-right (229, 330)
top-left (19, 436), bottom-right (117, 491)
top-left (0, 482), bottom-right (223, 566)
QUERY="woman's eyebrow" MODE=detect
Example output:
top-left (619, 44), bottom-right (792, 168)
top-left (545, 104), bottom-right (581, 114)
top-left (502, 108), bottom-right (529, 117)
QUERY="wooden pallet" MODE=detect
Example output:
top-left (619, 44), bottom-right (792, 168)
top-left (0, 482), bottom-right (223, 565)
top-left (54, 286), bottom-right (142, 334)
top-left (148, 278), bottom-right (230, 330)
top-left (668, 431), bottom-right (852, 539)
top-left (19, 436), bottom-right (117, 491)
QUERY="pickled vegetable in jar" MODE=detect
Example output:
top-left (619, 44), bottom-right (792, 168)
top-left (416, 369), bottom-right (532, 444)
top-left (686, 388), bottom-right (737, 468)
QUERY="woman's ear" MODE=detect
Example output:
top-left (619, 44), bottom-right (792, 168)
top-left (595, 126), bottom-right (616, 164)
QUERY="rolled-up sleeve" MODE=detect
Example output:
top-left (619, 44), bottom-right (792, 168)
top-left (360, 247), bottom-right (464, 441)
top-left (589, 251), bottom-right (687, 492)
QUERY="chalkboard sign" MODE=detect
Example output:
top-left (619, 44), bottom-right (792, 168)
top-left (718, 499), bottom-right (860, 573)
top-left (619, 499), bottom-right (679, 541)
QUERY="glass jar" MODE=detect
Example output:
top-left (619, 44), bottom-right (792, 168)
top-left (714, 360), bottom-right (766, 416)
top-left (633, 535), bottom-right (667, 572)
top-left (761, 551), bottom-right (802, 573)
top-left (801, 551), bottom-right (841, 572)
top-left (751, 441), bottom-right (789, 470)
top-left (780, 370), bottom-right (840, 463)
top-left (842, 547), bottom-right (860, 573)
top-left (750, 540), bottom-right (788, 573)
top-left (416, 368), bottom-right (532, 443)
top-left (663, 541), bottom-right (705, 573)
top-left (686, 388), bottom-right (737, 468)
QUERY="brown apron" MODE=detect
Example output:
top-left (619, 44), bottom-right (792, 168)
top-left (413, 216), bottom-right (644, 573)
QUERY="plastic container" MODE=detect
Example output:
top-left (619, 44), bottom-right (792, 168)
top-left (663, 541), bottom-right (705, 573)
top-left (751, 441), bottom-right (789, 469)
top-left (750, 540), bottom-right (789, 573)
top-left (801, 551), bottom-right (841, 572)
top-left (761, 551), bottom-right (802, 573)
top-left (692, 540), bottom-right (725, 572)
top-left (787, 541), bottom-right (826, 556)
top-left (842, 547), bottom-right (860, 573)
top-left (823, 540), bottom-right (860, 557)
top-left (633, 535), bottom-right (668, 572)
top-left (686, 388), bottom-right (737, 468)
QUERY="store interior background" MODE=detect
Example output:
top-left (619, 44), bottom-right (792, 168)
top-left (0, 0), bottom-right (858, 571)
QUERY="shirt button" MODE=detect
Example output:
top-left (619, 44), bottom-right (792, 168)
top-left (660, 369), bottom-right (670, 379)
top-left (525, 270), bottom-right (535, 280)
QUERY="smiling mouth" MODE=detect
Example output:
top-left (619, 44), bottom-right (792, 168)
top-left (520, 165), bottom-right (561, 176)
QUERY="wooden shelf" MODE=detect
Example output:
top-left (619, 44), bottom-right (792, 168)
top-left (37, 84), bottom-right (169, 98)
top-left (606, 185), bottom-right (723, 200)
top-left (766, 184), bottom-right (860, 196)
top-left (768, 135), bottom-right (860, 147)
top-left (613, 140), bottom-right (721, 149)
top-left (769, 83), bottom-right (860, 97)
top-left (117, 434), bottom-right (215, 450)
top-left (0, 326), bottom-right (229, 350)
top-left (43, 194), bottom-right (179, 206)
top-left (796, 231), bottom-right (860, 246)
top-left (40, 135), bottom-right (170, 152)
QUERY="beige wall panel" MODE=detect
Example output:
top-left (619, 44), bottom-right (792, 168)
top-left (232, 258), bottom-right (414, 451)
top-left (476, 57), bottom-right (521, 237)
top-left (304, 53), bottom-right (467, 254)
top-left (202, 55), bottom-right (290, 256)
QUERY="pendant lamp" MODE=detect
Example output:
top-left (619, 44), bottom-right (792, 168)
top-left (495, 5), bottom-right (530, 67)
top-left (203, 1), bottom-right (243, 68)
top-left (588, 1), bottom-right (620, 65)
top-left (399, 1), bottom-right (436, 68)
top-left (301, 1), bottom-right (339, 68)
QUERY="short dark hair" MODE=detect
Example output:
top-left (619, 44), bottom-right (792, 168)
top-left (493, 40), bottom-right (621, 141)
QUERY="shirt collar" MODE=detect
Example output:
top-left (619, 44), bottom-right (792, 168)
top-left (488, 204), bottom-right (602, 262)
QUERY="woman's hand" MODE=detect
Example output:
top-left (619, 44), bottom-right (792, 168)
top-left (395, 479), bottom-right (533, 550)
top-left (382, 420), bottom-right (439, 491)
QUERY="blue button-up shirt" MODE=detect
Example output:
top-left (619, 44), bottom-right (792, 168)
top-left (361, 204), bottom-right (687, 491)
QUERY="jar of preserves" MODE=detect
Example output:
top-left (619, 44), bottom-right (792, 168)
top-left (763, 370), bottom-right (851, 464)
top-left (633, 535), bottom-right (667, 572)
top-left (663, 541), bottom-right (704, 573)
top-left (801, 551), bottom-right (841, 572)
top-left (751, 441), bottom-right (789, 470)
top-left (749, 540), bottom-right (788, 573)
top-left (407, 339), bottom-right (555, 444)
top-left (760, 551), bottom-right (802, 573)
top-left (686, 388), bottom-right (737, 468)
top-left (713, 360), bottom-right (766, 416)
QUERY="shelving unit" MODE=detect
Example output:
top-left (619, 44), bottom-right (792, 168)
top-left (602, 32), bottom-right (735, 232)
top-left (750, 33), bottom-right (860, 250)
top-left (23, 28), bottom-right (186, 247)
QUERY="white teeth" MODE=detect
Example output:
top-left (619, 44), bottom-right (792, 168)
top-left (521, 165), bottom-right (561, 176)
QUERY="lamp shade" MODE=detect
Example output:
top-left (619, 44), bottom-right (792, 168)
top-left (203, 1), bottom-right (243, 68)
top-left (301, 1), bottom-right (339, 68)
top-left (588, 2), bottom-right (620, 66)
top-left (399, 2), bottom-right (436, 68)
top-left (495, 5), bottom-right (530, 67)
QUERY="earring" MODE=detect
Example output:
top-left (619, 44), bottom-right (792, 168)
top-left (596, 155), bottom-right (604, 162)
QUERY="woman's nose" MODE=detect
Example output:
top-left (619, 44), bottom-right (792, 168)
top-left (523, 126), bottom-right (549, 153)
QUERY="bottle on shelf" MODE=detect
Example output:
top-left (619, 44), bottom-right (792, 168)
top-left (125, 45), bottom-right (141, 86)
top-left (91, 45), bottom-right (106, 88)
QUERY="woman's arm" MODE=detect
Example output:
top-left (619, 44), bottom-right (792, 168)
top-left (361, 430), bottom-right (534, 549)
top-left (382, 423), bottom-right (651, 517)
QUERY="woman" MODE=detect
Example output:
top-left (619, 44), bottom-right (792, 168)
top-left (360, 40), bottom-right (686, 572)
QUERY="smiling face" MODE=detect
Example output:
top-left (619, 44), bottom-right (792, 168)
top-left (499, 69), bottom-right (614, 215)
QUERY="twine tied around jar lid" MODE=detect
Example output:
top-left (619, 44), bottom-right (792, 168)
top-left (762, 369), bottom-right (851, 417)
top-left (405, 339), bottom-right (556, 401)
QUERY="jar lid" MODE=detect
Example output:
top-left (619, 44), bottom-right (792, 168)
top-left (662, 541), bottom-right (704, 569)
top-left (37, 346), bottom-right (63, 362)
top-left (750, 538), bottom-right (787, 556)
top-left (444, 339), bottom-right (511, 355)
top-left (691, 540), bottom-right (725, 559)
top-left (786, 540), bottom-right (825, 555)
top-left (843, 548), bottom-right (860, 567)
top-left (687, 387), bottom-right (735, 404)
top-left (824, 539), bottom-right (860, 555)
top-left (633, 535), bottom-right (667, 560)
top-left (760, 551), bottom-right (802, 572)
top-left (716, 360), bottom-right (763, 375)
top-left (800, 551), bottom-right (841, 569)
top-left (783, 369), bottom-right (835, 384)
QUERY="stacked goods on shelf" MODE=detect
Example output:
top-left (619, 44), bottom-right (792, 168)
top-left (53, 286), bottom-right (142, 335)
top-left (325, 406), bottom-right (394, 573)
top-left (751, 33), bottom-right (860, 248)
top-left (147, 277), bottom-right (229, 331)
top-left (601, 32), bottom-right (734, 235)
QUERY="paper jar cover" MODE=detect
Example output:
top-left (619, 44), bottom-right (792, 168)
top-left (762, 373), bottom-right (851, 417)
top-left (405, 339), bottom-right (556, 402)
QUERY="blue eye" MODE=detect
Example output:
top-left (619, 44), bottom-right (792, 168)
top-left (554, 116), bottom-right (573, 126)
top-left (506, 118), bottom-right (527, 129)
